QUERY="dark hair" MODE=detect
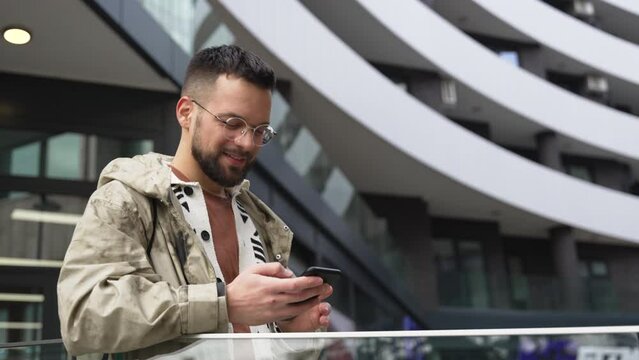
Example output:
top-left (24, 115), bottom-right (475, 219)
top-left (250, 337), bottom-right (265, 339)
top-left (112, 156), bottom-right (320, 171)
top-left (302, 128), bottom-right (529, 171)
top-left (182, 45), bottom-right (276, 95)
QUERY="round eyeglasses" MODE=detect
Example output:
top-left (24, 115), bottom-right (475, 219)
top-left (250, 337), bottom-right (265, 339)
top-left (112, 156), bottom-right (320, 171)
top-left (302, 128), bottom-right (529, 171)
top-left (191, 99), bottom-right (277, 146)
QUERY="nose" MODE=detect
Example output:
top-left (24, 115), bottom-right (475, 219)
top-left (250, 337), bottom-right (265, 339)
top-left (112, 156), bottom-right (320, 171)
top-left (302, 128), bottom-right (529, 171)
top-left (234, 129), bottom-right (254, 148)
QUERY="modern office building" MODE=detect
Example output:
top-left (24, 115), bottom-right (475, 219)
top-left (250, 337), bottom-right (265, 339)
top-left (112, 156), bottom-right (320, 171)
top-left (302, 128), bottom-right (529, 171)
top-left (2, 0), bottom-right (639, 345)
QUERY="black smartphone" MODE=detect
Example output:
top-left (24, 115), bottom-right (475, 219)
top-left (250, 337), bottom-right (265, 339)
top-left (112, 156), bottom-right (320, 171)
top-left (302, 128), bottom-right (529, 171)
top-left (300, 266), bottom-right (341, 286)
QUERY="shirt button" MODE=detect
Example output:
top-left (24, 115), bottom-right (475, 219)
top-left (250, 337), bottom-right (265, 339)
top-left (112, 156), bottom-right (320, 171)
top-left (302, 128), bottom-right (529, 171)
top-left (201, 230), bottom-right (210, 241)
top-left (184, 186), bottom-right (194, 196)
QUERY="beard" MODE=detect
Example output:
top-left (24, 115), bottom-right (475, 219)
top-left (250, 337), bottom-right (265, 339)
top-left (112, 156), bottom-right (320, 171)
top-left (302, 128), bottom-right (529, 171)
top-left (191, 121), bottom-right (255, 188)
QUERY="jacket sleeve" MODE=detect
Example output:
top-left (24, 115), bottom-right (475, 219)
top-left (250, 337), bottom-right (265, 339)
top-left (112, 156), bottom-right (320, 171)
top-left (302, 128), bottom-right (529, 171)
top-left (57, 181), bottom-right (226, 355)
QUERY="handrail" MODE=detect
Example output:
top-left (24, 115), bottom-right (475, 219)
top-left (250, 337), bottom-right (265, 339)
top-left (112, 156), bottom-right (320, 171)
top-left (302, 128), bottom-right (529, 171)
top-left (185, 326), bottom-right (639, 339)
top-left (0, 338), bottom-right (63, 349)
top-left (2, 328), bottom-right (636, 350)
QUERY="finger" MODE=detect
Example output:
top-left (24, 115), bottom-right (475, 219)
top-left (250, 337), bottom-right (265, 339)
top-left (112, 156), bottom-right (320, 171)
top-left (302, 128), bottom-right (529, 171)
top-left (273, 276), bottom-right (323, 293)
top-left (249, 262), bottom-right (293, 278)
top-left (277, 296), bottom-right (320, 320)
top-left (318, 284), bottom-right (333, 301)
top-left (281, 286), bottom-right (324, 304)
top-left (318, 302), bottom-right (332, 316)
top-left (283, 283), bottom-right (331, 303)
top-left (319, 314), bottom-right (330, 328)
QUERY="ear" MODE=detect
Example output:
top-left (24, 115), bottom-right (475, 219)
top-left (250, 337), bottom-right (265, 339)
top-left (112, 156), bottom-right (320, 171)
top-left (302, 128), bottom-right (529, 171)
top-left (176, 96), bottom-right (193, 130)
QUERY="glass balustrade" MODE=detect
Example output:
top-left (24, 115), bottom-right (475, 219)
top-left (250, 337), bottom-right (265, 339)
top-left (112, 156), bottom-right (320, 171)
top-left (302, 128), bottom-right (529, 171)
top-left (583, 278), bottom-right (618, 313)
top-left (509, 274), bottom-right (563, 311)
top-left (437, 270), bottom-right (624, 313)
top-left (4, 326), bottom-right (637, 359)
top-left (0, 339), bottom-right (66, 360)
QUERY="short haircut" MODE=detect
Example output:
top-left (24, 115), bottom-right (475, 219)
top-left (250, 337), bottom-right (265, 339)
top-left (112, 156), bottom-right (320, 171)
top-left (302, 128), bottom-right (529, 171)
top-left (182, 45), bottom-right (276, 96)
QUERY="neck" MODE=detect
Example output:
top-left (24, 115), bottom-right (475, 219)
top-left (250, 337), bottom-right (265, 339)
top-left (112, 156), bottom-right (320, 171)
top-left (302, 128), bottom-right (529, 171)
top-left (172, 141), bottom-right (227, 198)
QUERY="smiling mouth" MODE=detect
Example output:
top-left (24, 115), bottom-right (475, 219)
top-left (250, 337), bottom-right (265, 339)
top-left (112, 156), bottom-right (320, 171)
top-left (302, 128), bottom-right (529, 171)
top-left (223, 151), bottom-right (248, 165)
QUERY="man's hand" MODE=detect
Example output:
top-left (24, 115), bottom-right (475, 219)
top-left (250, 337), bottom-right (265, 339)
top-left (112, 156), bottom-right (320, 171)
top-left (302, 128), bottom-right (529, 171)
top-left (226, 263), bottom-right (327, 326)
top-left (276, 289), bottom-right (333, 332)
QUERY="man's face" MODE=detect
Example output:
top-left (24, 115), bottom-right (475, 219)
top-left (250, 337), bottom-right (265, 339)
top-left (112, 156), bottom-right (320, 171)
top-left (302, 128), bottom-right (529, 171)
top-left (190, 75), bottom-right (272, 187)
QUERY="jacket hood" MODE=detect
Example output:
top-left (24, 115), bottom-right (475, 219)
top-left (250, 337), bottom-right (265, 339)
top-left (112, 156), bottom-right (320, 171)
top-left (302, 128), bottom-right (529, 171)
top-left (97, 153), bottom-right (174, 201)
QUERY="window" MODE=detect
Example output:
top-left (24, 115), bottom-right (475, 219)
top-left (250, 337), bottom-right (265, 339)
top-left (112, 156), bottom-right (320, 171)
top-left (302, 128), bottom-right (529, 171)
top-left (579, 259), bottom-right (616, 311)
top-left (580, 259), bottom-right (609, 278)
top-left (0, 129), bottom-right (153, 182)
top-left (0, 192), bottom-right (88, 261)
top-left (433, 238), bottom-right (490, 308)
top-left (565, 163), bottom-right (594, 183)
top-left (46, 133), bottom-right (83, 180)
top-left (498, 51), bottom-right (520, 67)
top-left (0, 292), bottom-right (43, 343)
top-left (0, 129), bottom-right (45, 177)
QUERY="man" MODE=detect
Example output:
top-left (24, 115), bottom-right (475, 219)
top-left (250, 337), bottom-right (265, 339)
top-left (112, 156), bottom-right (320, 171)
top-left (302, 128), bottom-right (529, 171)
top-left (57, 45), bottom-right (332, 358)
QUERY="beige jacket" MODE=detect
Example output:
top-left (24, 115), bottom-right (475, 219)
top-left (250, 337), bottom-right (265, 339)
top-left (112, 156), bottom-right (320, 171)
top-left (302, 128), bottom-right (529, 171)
top-left (57, 153), bottom-right (293, 357)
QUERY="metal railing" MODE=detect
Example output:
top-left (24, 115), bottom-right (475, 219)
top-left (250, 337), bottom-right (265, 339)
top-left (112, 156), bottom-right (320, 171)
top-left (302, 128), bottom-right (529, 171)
top-left (2, 326), bottom-right (638, 359)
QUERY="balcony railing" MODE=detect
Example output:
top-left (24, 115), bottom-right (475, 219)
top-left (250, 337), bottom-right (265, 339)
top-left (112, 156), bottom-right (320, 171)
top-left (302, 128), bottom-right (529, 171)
top-left (2, 326), bottom-right (638, 359)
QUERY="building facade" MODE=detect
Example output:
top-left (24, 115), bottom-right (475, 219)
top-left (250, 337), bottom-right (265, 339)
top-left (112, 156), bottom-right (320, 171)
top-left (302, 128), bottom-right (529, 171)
top-left (2, 0), bottom-right (639, 344)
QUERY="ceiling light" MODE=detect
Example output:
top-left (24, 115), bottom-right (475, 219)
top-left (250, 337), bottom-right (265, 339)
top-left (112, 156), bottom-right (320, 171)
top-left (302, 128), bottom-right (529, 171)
top-left (3, 27), bottom-right (31, 45)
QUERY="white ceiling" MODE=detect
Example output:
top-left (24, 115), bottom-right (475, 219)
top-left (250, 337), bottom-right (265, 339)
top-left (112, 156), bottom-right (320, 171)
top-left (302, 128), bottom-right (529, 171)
top-left (0, 0), bottom-right (177, 92)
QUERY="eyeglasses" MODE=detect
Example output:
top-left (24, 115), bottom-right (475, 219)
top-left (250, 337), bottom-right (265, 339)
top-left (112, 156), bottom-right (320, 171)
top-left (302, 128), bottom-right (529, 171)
top-left (191, 99), bottom-right (277, 147)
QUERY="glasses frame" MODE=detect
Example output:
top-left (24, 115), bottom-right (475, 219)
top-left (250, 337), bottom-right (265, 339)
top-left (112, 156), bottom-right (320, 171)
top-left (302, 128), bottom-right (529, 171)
top-left (191, 98), bottom-right (277, 147)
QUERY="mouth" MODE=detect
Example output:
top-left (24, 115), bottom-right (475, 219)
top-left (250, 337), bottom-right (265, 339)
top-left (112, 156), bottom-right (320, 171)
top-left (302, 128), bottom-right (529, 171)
top-left (223, 151), bottom-right (248, 166)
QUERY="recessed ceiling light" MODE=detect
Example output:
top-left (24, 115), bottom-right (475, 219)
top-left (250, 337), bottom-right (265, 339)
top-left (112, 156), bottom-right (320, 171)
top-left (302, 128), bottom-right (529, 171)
top-left (3, 27), bottom-right (31, 45)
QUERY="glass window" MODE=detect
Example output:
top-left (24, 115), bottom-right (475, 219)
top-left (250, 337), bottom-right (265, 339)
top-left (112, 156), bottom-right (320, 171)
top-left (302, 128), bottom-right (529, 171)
top-left (0, 292), bottom-right (43, 343)
top-left (203, 24), bottom-right (236, 50)
top-left (590, 261), bottom-right (608, 277)
top-left (580, 259), bottom-right (616, 311)
top-left (0, 129), bottom-right (45, 177)
top-left (88, 136), bottom-right (154, 181)
top-left (10, 142), bottom-right (40, 177)
top-left (2, 128), bottom-right (154, 182)
top-left (498, 51), bottom-right (520, 66)
top-left (46, 133), bottom-right (84, 180)
top-left (459, 240), bottom-right (484, 272)
top-left (435, 238), bottom-right (489, 308)
top-left (579, 261), bottom-right (589, 278)
top-left (139, 0), bottom-right (198, 54)
top-left (322, 168), bottom-right (355, 216)
top-left (284, 128), bottom-right (321, 177)
top-left (580, 259), bottom-right (609, 278)
top-left (433, 239), bottom-right (456, 272)
top-left (270, 91), bottom-right (290, 131)
top-left (0, 192), bottom-right (87, 261)
top-left (566, 163), bottom-right (593, 182)
top-left (275, 113), bottom-right (302, 151)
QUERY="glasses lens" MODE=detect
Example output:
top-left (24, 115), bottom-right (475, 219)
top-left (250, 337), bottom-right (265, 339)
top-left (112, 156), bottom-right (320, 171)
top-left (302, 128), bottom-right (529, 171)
top-left (253, 125), bottom-right (275, 146)
top-left (223, 117), bottom-right (246, 140)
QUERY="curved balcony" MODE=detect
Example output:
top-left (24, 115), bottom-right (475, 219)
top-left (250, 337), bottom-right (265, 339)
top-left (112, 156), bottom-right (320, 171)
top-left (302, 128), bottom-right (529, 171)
top-left (599, 0), bottom-right (639, 14)
top-left (592, 0), bottom-right (639, 45)
top-left (430, 0), bottom-right (639, 120)
top-left (464, 0), bottom-right (639, 83)
top-left (300, 0), bottom-right (639, 178)
top-left (214, 0), bottom-right (639, 244)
